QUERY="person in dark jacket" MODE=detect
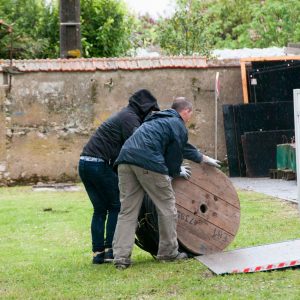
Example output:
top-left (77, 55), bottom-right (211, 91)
top-left (112, 97), bottom-right (220, 269)
top-left (78, 89), bottom-right (159, 264)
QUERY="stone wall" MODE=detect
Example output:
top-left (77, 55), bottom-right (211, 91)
top-left (0, 63), bottom-right (243, 185)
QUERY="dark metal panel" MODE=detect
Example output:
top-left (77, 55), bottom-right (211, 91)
top-left (248, 61), bottom-right (300, 103)
top-left (222, 102), bottom-right (294, 177)
top-left (222, 104), bottom-right (242, 177)
top-left (242, 130), bottom-right (295, 177)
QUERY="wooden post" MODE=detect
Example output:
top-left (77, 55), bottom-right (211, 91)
top-left (240, 61), bottom-right (249, 104)
top-left (293, 89), bottom-right (300, 213)
top-left (214, 72), bottom-right (220, 159)
top-left (59, 0), bottom-right (81, 58)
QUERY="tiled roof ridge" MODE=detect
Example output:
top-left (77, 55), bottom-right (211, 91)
top-left (0, 56), bottom-right (240, 72)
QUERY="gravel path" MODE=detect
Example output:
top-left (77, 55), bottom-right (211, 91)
top-left (230, 177), bottom-right (298, 203)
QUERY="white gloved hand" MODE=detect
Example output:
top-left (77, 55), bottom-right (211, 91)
top-left (179, 163), bottom-right (192, 180)
top-left (202, 155), bottom-right (221, 168)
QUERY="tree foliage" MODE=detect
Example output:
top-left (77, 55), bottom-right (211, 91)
top-left (157, 0), bottom-right (212, 56)
top-left (1, 0), bottom-right (300, 59)
top-left (201, 0), bottom-right (300, 49)
top-left (80, 0), bottom-right (134, 57)
top-left (157, 0), bottom-right (300, 55)
top-left (0, 0), bottom-right (59, 59)
top-left (129, 14), bottom-right (158, 52)
top-left (0, 0), bottom-right (134, 59)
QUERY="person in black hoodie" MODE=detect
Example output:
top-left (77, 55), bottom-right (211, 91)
top-left (78, 89), bottom-right (159, 264)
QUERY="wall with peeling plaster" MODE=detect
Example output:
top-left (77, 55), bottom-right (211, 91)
top-left (0, 67), bottom-right (243, 185)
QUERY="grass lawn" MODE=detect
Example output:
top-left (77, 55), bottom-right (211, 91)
top-left (0, 185), bottom-right (299, 299)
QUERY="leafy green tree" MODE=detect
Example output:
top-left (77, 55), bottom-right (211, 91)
top-left (0, 0), bottom-right (134, 59)
top-left (3, 0), bottom-right (300, 59)
top-left (157, 0), bottom-right (300, 54)
top-left (0, 0), bottom-right (48, 58)
top-left (38, 1), bottom-right (60, 58)
top-left (130, 14), bottom-right (158, 52)
top-left (157, 0), bottom-right (213, 56)
top-left (202, 0), bottom-right (300, 49)
top-left (247, 0), bottom-right (300, 47)
top-left (80, 0), bottom-right (134, 57)
top-left (201, 0), bottom-right (257, 49)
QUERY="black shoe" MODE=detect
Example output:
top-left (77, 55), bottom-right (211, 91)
top-left (104, 248), bottom-right (114, 263)
top-left (115, 263), bottom-right (130, 270)
top-left (92, 251), bottom-right (105, 264)
top-left (157, 252), bottom-right (188, 262)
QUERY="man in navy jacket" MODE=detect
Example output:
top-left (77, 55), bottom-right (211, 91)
top-left (113, 97), bottom-right (220, 269)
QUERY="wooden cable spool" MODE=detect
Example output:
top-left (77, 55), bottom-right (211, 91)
top-left (173, 161), bottom-right (240, 255)
top-left (135, 162), bottom-right (240, 256)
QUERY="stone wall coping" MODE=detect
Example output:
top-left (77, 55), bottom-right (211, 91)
top-left (0, 56), bottom-right (240, 73)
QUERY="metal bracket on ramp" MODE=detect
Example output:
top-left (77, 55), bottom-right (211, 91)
top-left (195, 239), bottom-right (300, 274)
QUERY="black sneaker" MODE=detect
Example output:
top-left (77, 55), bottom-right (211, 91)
top-left (115, 264), bottom-right (130, 270)
top-left (104, 248), bottom-right (114, 263)
top-left (92, 251), bottom-right (105, 264)
top-left (157, 252), bottom-right (188, 262)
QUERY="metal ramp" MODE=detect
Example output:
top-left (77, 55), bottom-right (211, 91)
top-left (195, 239), bottom-right (300, 274)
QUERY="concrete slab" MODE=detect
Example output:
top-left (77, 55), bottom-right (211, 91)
top-left (230, 177), bottom-right (297, 203)
top-left (32, 183), bottom-right (81, 192)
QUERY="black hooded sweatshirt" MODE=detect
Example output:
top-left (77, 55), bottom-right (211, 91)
top-left (81, 89), bottom-right (159, 165)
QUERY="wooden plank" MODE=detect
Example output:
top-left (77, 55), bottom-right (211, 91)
top-left (269, 169), bottom-right (296, 180)
top-left (175, 184), bottom-right (240, 234)
top-left (181, 162), bottom-right (240, 207)
top-left (177, 206), bottom-right (235, 254)
top-left (240, 61), bottom-right (249, 104)
top-left (240, 55), bottom-right (300, 62)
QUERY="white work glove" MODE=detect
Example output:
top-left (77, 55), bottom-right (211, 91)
top-left (202, 155), bottom-right (221, 168)
top-left (179, 163), bottom-right (192, 180)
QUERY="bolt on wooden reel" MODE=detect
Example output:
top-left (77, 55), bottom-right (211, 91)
top-left (136, 162), bottom-right (240, 256)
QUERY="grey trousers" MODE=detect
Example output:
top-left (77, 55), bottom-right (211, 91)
top-left (113, 164), bottom-right (179, 265)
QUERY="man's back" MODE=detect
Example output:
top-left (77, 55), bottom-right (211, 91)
top-left (115, 109), bottom-right (188, 176)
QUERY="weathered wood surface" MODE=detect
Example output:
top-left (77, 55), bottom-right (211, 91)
top-left (172, 162), bottom-right (240, 255)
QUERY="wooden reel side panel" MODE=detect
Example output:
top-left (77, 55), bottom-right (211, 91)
top-left (173, 162), bottom-right (240, 255)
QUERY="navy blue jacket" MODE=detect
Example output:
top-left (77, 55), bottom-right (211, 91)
top-left (115, 109), bottom-right (203, 177)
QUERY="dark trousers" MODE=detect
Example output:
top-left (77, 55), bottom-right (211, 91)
top-left (78, 159), bottom-right (120, 252)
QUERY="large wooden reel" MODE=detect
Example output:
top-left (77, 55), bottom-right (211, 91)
top-left (173, 161), bottom-right (240, 255)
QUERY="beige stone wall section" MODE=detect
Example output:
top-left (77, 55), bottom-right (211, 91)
top-left (0, 88), bottom-right (7, 183)
top-left (2, 65), bottom-right (243, 184)
top-left (8, 132), bottom-right (87, 182)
